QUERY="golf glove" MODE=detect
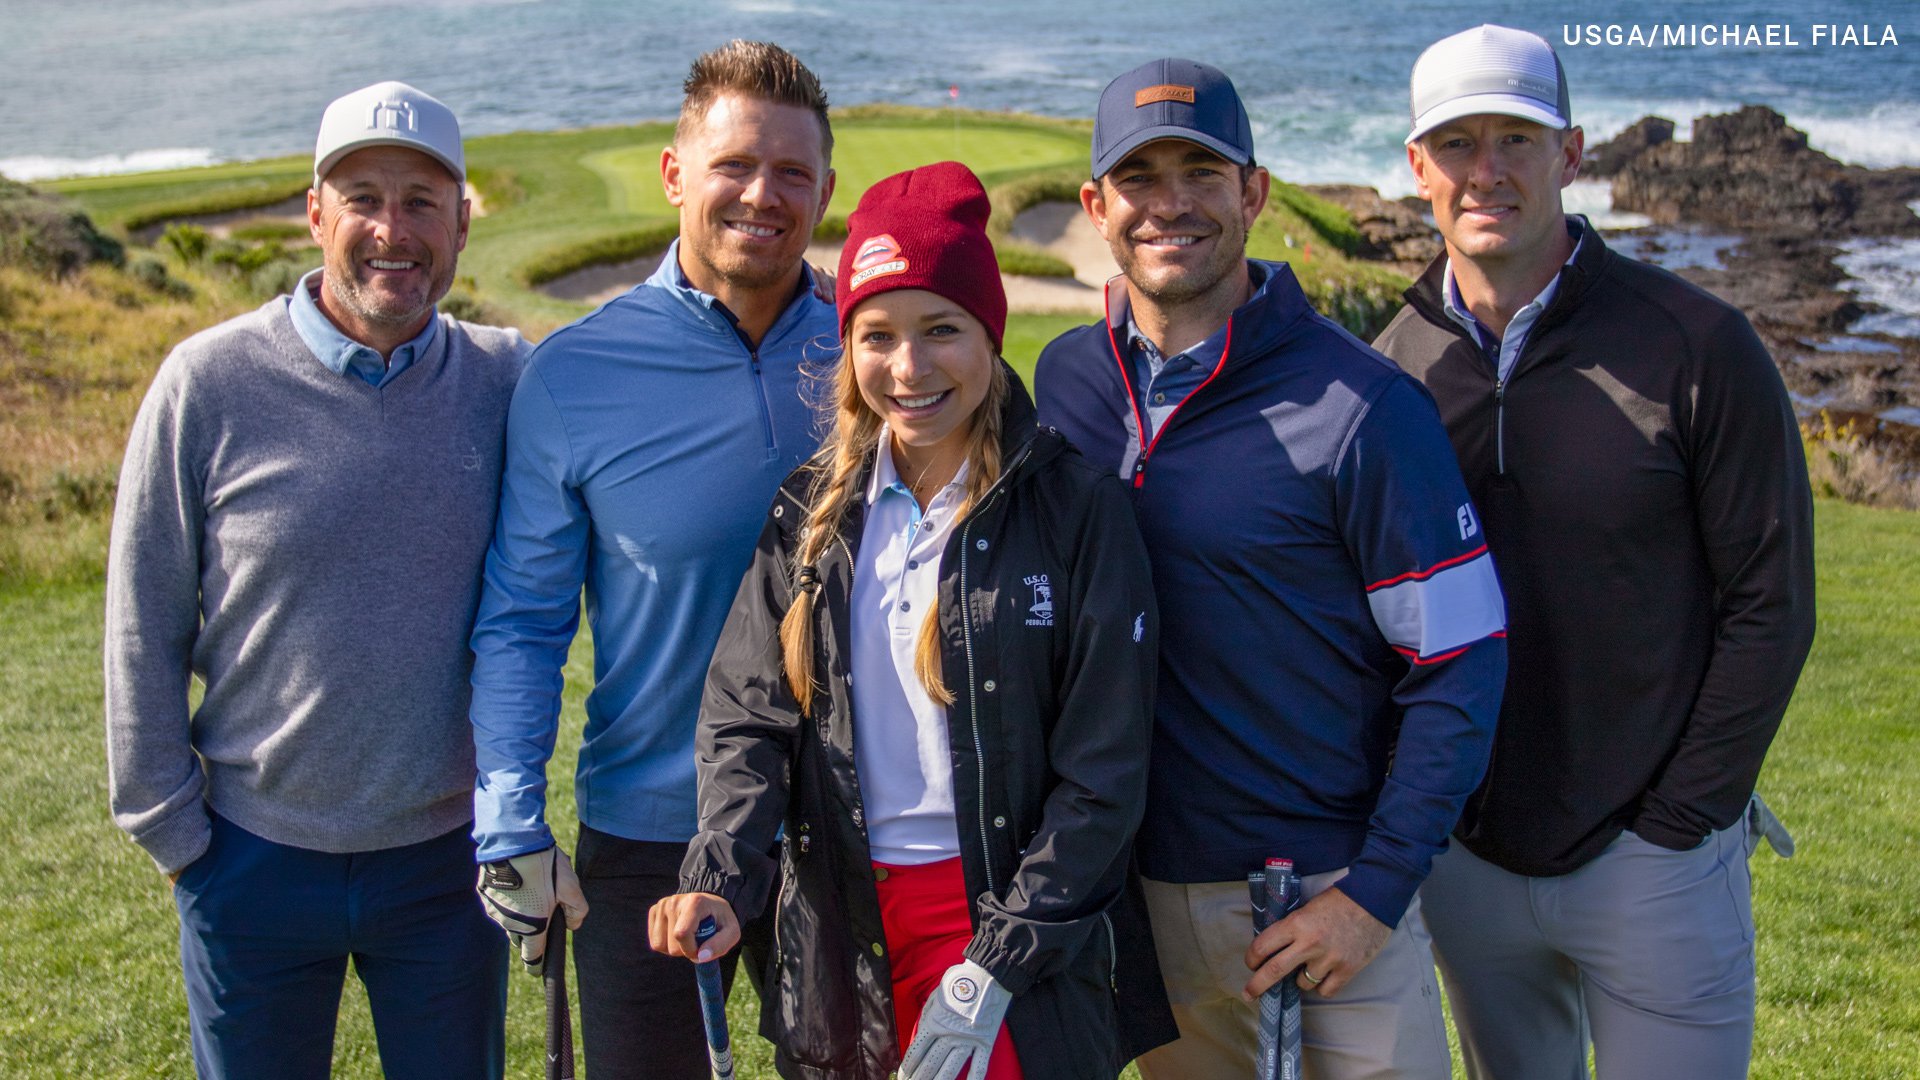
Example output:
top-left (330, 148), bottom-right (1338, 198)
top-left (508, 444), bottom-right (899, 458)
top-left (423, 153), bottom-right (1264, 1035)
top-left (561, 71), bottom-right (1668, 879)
top-left (477, 846), bottom-right (588, 974)
top-left (901, 959), bottom-right (1011, 1080)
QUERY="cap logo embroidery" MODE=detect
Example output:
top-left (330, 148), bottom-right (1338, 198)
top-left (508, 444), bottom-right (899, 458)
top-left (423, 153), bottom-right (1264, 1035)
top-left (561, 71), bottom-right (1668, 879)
top-left (367, 98), bottom-right (418, 133)
top-left (1135, 84), bottom-right (1196, 107)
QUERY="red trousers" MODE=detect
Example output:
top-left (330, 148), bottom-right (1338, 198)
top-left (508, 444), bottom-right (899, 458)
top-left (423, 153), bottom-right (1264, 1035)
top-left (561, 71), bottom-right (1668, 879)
top-left (873, 857), bottom-right (1025, 1080)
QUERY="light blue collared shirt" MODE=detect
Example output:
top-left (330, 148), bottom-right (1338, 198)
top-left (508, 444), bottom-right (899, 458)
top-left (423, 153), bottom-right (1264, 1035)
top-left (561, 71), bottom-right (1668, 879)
top-left (849, 436), bottom-right (968, 865)
top-left (289, 268), bottom-right (440, 388)
top-left (1124, 261), bottom-right (1274, 440)
top-left (1443, 222), bottom-right (1583, 383)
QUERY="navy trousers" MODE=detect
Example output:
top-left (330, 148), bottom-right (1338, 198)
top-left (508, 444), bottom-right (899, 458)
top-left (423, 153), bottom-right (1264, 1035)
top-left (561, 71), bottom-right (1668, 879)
top-left (173, 813), bottom-right (507, 1080)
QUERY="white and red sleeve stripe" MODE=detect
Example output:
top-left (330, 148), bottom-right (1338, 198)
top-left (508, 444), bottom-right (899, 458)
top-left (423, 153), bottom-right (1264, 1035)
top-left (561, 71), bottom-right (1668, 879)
top-left (1365, 545), bottom-right (1506, 665)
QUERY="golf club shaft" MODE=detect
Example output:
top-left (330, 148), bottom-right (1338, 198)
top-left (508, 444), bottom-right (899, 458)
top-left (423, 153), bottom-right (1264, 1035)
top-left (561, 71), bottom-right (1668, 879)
top-left (694, 915), bottom-right (736, 1080)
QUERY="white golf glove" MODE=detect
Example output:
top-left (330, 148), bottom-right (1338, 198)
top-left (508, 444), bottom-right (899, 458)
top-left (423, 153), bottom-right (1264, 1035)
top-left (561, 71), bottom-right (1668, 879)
top-left (476, 846), bottom-right (588, 974)
top-left (901, 960), bottom-right (1011, 1080)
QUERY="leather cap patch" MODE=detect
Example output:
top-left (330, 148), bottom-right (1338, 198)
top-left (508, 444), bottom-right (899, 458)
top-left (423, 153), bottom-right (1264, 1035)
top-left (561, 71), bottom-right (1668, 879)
top-left (1135, 84), bottom-right (1196, 107)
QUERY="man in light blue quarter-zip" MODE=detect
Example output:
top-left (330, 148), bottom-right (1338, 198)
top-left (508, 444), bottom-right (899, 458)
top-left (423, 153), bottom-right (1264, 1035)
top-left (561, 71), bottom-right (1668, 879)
top-left (468, 40), bottom-right (839, 1080)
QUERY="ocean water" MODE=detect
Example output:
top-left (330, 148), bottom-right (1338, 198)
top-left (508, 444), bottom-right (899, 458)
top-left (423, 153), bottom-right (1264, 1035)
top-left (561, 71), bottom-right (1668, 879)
top-left (4, 0), bottom-right (1914, 196)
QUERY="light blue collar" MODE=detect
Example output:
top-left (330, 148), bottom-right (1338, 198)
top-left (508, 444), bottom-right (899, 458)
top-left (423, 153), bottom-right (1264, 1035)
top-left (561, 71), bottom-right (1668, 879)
top-left (644, 238), bottom-right (825, 346)
top-left (290, 268), bottom-right (440, 388)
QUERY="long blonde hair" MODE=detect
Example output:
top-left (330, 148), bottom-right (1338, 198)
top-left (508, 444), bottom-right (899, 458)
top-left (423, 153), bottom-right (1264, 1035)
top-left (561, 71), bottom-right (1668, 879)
top-left (779, 344), bottom-right (1010, 714)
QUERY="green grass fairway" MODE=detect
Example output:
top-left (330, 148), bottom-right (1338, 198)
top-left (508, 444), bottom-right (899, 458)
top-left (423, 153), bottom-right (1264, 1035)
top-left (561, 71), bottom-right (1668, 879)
top-left (2, 497), bottom-right (1915, 1077)
top-left (46, 106), bottom-right (1404, 336)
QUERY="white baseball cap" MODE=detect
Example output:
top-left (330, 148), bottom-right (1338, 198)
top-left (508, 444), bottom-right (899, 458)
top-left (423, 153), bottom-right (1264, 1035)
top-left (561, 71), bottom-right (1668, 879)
top-left (1407, 25), bottom-right (1571, 145)
top-left (313, 81), bottom-right (464, 186)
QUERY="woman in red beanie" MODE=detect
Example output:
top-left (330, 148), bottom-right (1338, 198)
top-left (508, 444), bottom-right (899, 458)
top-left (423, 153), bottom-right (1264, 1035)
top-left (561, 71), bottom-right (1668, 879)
top-left (650, 161), bottom-right (1175, 1080)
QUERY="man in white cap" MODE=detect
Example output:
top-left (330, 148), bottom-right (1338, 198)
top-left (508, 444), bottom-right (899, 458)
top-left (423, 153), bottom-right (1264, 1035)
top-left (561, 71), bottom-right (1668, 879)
top-left (106, 81), bottom-right (528, 1078)
top-left (1375, 25), bottom-right (1816, 1080)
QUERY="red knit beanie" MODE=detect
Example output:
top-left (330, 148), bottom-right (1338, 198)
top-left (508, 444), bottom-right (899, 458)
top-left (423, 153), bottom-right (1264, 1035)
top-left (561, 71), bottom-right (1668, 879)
top-left (836, 161), bottom-right (1007, 351)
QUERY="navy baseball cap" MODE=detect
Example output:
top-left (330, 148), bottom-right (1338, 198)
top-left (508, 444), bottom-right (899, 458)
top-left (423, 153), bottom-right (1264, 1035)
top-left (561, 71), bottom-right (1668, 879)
top-left (1091, 58), bottom-right (1255, 179)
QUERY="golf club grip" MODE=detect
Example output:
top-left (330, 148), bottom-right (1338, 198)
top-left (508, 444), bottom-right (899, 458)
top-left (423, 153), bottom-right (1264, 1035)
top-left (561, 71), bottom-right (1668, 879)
top-left (694, 915), bottom-right (737, 1080)
top-left (545, 918), bottom-right (575, 1080)
top-left (1251, 861), bottom-right (1305, 1080)
top-left (1265, 861), bottom-right (1304, 1080)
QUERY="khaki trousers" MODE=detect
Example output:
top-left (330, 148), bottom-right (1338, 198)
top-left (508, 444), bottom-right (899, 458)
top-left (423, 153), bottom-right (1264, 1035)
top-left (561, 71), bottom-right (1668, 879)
top-left (1138, 869), bottom-right (1450, 1080)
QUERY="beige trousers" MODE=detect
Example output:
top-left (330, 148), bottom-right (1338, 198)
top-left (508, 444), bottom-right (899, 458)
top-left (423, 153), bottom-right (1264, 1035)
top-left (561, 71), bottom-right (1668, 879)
top-left (1137, 869), bottom-right (1451, 1080)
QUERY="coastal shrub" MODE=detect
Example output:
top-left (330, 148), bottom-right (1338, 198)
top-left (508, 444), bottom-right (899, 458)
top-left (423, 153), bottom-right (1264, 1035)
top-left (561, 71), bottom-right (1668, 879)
top-left (161, 223), bottom-right (210, 264)
top-left (520, 221), bottom-right (681, 286)
top-left (209, 237), bottom-right (285, 275)
top-left (40, 469), bottom-right (116, 521)
top-left (0, 176), bottom-right (124, 277)
top-left (440, 282), bottom-right (501, 326)
top-left (247, 261), bottom-right (307, 299)
top-left (1802, 411), bottom-right (1920, 510)
top-left (127, 254), bottom-right (194, 300)
top-left (995, 242), bottom-right (1076, 279)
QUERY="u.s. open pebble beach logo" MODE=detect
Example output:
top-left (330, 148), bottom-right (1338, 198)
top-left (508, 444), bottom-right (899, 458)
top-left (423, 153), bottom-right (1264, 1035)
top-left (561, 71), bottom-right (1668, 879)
top-left (1025, 574), bottom-right (1054, 627)
top-left (849, 233), bottom-right (908, 289)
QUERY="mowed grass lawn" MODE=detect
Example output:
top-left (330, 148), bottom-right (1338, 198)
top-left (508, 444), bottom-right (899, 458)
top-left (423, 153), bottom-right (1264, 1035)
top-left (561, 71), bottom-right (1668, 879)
top-left (3, 493), bottom-right (1914, 1078)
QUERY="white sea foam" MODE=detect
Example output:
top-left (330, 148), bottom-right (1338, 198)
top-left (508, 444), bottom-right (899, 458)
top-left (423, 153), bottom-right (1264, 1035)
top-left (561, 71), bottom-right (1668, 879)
top-left (1565, 180), bottom-right (1651, 230)
top-left (0, 148), bottom-right (221, 182)
top-left (1838, 234), bottom-right (1920, 339)
top-left (1794, 104), bottom-right (1920, 169)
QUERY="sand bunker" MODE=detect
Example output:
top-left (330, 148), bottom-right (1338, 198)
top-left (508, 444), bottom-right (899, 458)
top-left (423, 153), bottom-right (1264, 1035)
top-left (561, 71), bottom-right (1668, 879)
top-left (540, 202), bottom-right (1111, 315)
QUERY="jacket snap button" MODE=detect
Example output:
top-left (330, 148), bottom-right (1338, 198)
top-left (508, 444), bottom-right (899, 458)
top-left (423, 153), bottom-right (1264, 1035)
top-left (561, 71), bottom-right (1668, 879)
top-left (994, 816), bottom-right (1007, 828)
top-left (773, 505), bottom-right (783, 518)
top-left (983, 680), bottom-right (996, 692)
top-left (871, 942), bottom-right (885, 957)
top-left (874, 866), bottom-right (889, 882)
top-left (976, 538), bottom-right (988, 550)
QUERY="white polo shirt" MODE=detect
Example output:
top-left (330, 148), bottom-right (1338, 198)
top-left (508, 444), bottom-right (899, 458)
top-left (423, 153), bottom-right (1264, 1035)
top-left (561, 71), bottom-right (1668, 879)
top-left (850, 434), bottom-right (968, 865)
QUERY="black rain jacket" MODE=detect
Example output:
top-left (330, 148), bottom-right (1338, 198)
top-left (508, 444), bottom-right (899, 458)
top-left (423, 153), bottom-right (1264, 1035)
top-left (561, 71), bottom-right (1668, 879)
top-left (680, 376), bottom-right (1178, 1079)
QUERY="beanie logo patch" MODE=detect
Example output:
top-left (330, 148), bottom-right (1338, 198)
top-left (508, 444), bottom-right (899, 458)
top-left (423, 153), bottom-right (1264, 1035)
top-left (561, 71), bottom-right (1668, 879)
top-left (849, 259), bottom-right (908, 290)
top-left (852, 233), bottom-right (900, 271)
top-left (849, 233), bottom-right (908, 289)
top-left (1134, 84), bottom-right (1196, 107)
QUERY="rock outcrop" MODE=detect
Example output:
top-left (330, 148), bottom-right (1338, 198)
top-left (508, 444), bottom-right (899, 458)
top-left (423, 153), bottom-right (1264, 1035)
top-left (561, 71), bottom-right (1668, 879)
top-left (1299, 184), bottom-right (1441, 276)
top-left (1595, 106), bottom-right (1920, 236)
top-left (1582, 116), bottom-right (1674, 178)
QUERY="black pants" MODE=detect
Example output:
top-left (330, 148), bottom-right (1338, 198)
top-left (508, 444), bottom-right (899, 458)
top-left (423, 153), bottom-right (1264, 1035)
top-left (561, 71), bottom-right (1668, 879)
top-left (573, 826), bottom-right (772, 1080)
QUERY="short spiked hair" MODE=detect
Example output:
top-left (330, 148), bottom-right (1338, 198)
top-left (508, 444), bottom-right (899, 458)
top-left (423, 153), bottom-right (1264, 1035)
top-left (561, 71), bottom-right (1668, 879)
top-left (677, 40), bottom-right (833, 158)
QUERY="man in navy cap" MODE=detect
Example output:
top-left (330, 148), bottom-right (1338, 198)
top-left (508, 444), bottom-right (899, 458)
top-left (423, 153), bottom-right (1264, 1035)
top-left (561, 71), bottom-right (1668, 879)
top-left (1377, 25), bottom-right (1815, 1079)
top-left (1034, 58), bottom-right (1507, 1079)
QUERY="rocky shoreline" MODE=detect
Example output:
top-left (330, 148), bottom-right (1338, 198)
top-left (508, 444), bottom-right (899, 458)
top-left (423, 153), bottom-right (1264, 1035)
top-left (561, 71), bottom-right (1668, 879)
top-left (1315, 106), bottom-right (1920, 470)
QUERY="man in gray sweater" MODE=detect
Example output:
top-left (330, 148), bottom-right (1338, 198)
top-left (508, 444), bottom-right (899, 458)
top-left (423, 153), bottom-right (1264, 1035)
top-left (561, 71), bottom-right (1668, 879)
top-left (105, 82), bottom-right (530, 1079)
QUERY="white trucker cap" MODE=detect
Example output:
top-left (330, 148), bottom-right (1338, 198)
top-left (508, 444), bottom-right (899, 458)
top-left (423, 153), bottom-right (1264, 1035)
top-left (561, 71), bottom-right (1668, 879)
top-left (313, 81), bottom-right (464, 186)
top-left (1407, 25), bottom-right (1571, 145)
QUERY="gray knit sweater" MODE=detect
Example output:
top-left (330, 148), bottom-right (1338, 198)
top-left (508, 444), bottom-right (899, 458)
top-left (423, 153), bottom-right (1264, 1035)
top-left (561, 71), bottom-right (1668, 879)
top-left (105, 298), bottom-right (528, 873)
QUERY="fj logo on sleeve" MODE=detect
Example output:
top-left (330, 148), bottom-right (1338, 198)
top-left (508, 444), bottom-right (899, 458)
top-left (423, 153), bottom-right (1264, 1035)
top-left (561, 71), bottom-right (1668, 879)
top-left (1024, 574), bottom-right (1054, 626)
top-left (1458, 503), bottom-right (1479, 541)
